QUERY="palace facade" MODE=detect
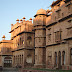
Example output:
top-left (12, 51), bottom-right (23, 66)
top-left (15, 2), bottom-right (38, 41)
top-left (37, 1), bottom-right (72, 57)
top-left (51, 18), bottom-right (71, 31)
top-left (0, 0), bottom-right (72, 70)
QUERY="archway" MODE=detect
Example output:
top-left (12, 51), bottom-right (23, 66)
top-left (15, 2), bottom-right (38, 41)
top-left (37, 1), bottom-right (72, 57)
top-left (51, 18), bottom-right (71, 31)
top-left (26, 54), bottom-right (32, 64)
top-left (4, 56), bottom-right (12, 67)
top-left (55, 52), bottom-right (57, 67)
top-left (62, 51), bottom-right (65, 65)
top-left (58, 51), bottom-right (61, 68)
top-left (70, 48), bottom-right (72, 65)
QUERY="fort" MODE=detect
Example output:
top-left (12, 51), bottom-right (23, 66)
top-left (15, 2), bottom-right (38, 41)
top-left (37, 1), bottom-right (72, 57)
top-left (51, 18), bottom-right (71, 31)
top-left (0, 0), bottom-right (72, 70)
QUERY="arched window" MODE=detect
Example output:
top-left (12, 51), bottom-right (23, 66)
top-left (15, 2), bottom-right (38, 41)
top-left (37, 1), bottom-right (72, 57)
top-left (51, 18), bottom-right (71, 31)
top-left (62, 51), bottom-right (65, 65)
top-left (55, 52), bottom-right (57, 66)
top-left (22, 55), bottom-right (23, 64)
top-left (58, 51), bottom-right (61, 66)
top-left (20, 55), bottom-right (21, 64)
top-left (16, 56), bottom-right (17, 64)
top-left (70, 48), bottom-right (72, 65)
top-left (14, 56), bottom-right (15, 64)
top-left (18, 55), bottom-right (19, 64)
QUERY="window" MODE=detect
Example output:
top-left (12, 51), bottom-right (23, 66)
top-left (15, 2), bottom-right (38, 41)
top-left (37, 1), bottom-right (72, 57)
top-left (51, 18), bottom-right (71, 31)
top-left (39, 38), bottom-right (41, 42)
top-left (22, 40), bottom-right (24, 44)
top-left (58, 51), bottom-right (61, 66)
top-left (20, 38), bottom-right (21, 45)
top-left (17, 43), bottom-right (19, 46)
top-left (55, 16), bottom-right (56, 21)
top-left (68, 5), bottom-right (70, 10)
top-left (27, 36), bottom-right (32, 46)
top-left (48, 34), bottom-right (51, 41)
top-left (62, 51), bottom-right (65, 65)
top-left (20, 55), bottom-right (21, 64)
top-left (48, 28), bottom-right (51, 41)
top-left (48, 56), bottom-right (52, 65)
top-left (22, 55), bottom-right (23, 63)
top-left (26, 55), bottom-right (32, 63)
top-left (67, 27), bottom-right (72, 35)
top-left (70, 48), bottom-right (72, 65)
top-left (55, 31), bottom-right (62, 42)
top-left (7, 48), bottom-right (10, 52)
top-left (62, 13), bottom-right (64, 17)
top-left (14, 56), bottom-right (15, 64)
top-left (67, 4), bottom-right (71, 13)
top-left (57, 11), bottom-right (60, 18)
top-left (55, 52), bottom-right (57, 66)
top-left (68, 19), bottom-right (72, 23)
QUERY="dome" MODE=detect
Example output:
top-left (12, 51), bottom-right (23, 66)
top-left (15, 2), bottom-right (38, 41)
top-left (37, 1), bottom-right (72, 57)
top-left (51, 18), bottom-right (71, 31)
top-left (36, 8), bottom-right (47, 15)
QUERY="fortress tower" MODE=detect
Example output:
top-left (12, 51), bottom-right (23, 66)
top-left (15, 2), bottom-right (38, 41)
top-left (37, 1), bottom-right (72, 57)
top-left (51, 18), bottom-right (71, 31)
top-left (33, 8), bottom-right (48, 68)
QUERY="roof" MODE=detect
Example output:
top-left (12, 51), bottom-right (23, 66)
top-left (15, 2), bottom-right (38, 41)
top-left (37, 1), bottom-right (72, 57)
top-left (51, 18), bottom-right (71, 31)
top-left (36, 8), bottom-right (47, 15)
top-left (51, 0), bottom-right (62, 7)
top-left (34, 8), bottom-right (49, 17)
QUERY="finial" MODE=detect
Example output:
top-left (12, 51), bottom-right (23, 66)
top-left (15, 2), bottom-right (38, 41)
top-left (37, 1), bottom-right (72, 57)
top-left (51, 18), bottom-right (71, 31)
top-left (23, 17), bottom-right (26, 19)
top-left (16, 19), bottom-right (19, 21)
top-left (20, 19), bottom-right (22, 21)
top-left (29, 18), bottom-right (32, 20)
top-left (11, 24), bottom-right (13, 26)
top-left (2, 35), bottom-right (6, 40)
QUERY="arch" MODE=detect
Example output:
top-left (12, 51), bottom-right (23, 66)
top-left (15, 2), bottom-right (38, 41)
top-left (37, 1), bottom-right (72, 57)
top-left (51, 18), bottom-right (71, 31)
top-left (20, 55), bottom-right (21, 64)
top-left (22, 55), bottom-right (23, 64)
top-left (26, 54), bottom-right (32, 63)
top-left (16, 56), bottom-right (17, 64)
top-left (70, 48), bottom-right (72, 65)
top-left (58, 51), bottom-right (61, 67)
top-left (55, 52), bottom-right (57, 66)
top-left (62, 51), bottom-right (65, 65)
top-left (4, 56), bottom-right (12, 67)
top-left (14, 56), bottom-right (15, 64)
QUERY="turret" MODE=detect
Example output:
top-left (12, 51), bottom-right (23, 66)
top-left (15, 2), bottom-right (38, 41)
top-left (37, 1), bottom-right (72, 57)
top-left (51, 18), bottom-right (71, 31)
top-left (33, 8), bottom-right (48, 68)
top-left (2, 35), bottom-right (6, 40)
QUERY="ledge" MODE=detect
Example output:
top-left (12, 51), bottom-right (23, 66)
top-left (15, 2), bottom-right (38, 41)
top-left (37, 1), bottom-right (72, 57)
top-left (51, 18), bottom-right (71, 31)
top-left (55, 9), bottom-right (61, 12)
top-left (11, 31), bottom-right (34, 40)
top-left (46, 22), bottom-right (57, 28)
top-left (46, 42), bottom-right (66, 47)
top-left (34, 25), bottom-right (46, 27)
top-left (35, 46), bottom-right (46, 48)
top-left (0, 55), bottom-right (13, 56)
top-left (12, 48), bottom-right (34, 52)
top-left (58, 14), bottom-right (72, 22)
top-left (34, 14), bottom-right (49, 17)
top-left (17, 31), bottom-right (34, 36)
top-left (9, 26), bottom-right (20, 33)
top-left (33, 28), bottom-right (46, 31)
top-left (64, 37), bottom-right (72, 40)
top-left (64, 0), bottom-right (71, 3)
top-left (51, 0), bottom-right (62, 7)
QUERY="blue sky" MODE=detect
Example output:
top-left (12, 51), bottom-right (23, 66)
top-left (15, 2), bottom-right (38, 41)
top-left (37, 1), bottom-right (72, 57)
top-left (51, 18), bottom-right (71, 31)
top-left (0, 0), bottom-right (56, 41)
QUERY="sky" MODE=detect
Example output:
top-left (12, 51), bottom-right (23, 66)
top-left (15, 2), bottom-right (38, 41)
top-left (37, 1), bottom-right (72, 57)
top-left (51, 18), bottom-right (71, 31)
top-left (0, 0), bottom-right (56, 41)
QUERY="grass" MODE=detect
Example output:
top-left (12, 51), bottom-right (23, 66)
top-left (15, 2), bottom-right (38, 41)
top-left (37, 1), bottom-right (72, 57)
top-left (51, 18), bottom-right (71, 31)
top-left (23, 68), bottom-right (72, 72)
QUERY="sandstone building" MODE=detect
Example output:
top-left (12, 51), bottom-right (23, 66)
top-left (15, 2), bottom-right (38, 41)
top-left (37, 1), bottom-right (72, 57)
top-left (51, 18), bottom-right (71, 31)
top-left (0, 35), bottom-right (12, 67)
top-left (0, 0), bottom-right (72, 70)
